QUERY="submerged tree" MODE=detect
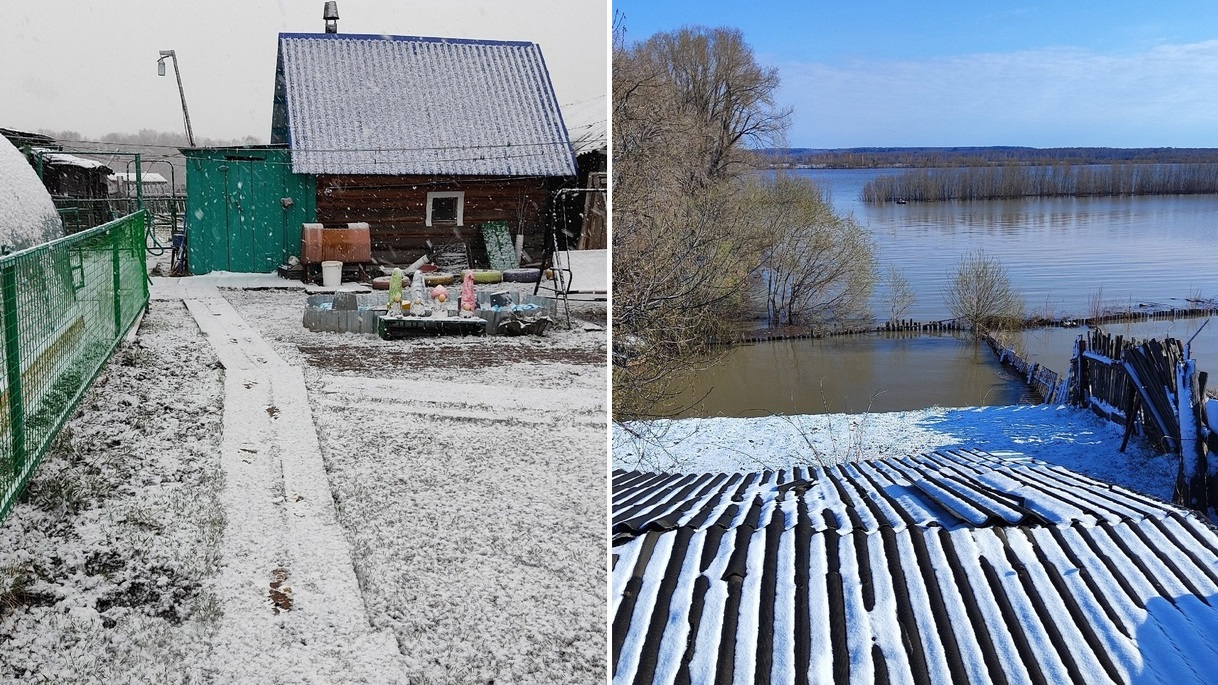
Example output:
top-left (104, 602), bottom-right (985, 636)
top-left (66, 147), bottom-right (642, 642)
top-left (884, 266), bottom-right (917, 322)
top-left (943, 250), bottom-right (1025, 332)
top-left (747, 175), bottom-right (876, 327)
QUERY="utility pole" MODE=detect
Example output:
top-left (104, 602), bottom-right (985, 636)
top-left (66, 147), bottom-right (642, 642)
top-left (157, 50), bottom-right (195, 147)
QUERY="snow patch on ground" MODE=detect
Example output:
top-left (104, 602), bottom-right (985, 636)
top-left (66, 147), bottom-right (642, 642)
top-left (0, 300), bottom-right (225, 682)
top-left (614, 404), bottom-right (1177, 502)
top-left (226, 288), bottom-right (608, 683)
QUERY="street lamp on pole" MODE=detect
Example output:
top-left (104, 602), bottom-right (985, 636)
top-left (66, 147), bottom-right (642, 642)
top-left (156, 50), bottom-right (195, 147)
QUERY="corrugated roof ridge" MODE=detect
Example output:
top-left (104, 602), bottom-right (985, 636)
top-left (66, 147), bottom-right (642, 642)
top-left (278, 31), bottom-right (537, 48)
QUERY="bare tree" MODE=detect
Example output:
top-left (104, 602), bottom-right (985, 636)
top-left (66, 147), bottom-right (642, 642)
top-left (942, 250), bottom-right (1025, 332)
top-left (613, 22), bottom-right (787, 420)
top-left (884, 265), bottom-right (917, 322)
top-left (630, 26), bottom-right (792, 182)
top-left (746, 175), bottom-right (876, 327)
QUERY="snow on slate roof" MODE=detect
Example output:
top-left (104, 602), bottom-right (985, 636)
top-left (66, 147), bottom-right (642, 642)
top-left (38, 150), bottom-right (109, 170)
top-left (612, 448), bottom-right (1218, 685)
top-left (562, 96), bottom-right (607, 155)
top-left (110, 172), bottom-right (168, 184)
top-left (274, 32), bottom-right (577, 177)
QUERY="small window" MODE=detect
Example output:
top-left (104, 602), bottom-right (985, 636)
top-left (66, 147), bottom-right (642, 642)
top-left (432, 197), bottom-right (458, 222)
top-left (426, 191), bottom-right (464, 226)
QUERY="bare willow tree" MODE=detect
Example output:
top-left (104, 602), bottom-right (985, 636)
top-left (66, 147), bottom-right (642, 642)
top-left (613, 21), bottom-right (790, 420)
top-left (884, 266), bottom-right (917, 322)
top-left (744, 175), bottom-right (876, 326)
top-left (629, 25), bottom-right (792, 183)
top-left (943, 250), bottom-right (1025, 332)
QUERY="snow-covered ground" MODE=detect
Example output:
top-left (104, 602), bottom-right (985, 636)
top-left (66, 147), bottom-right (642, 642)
top-left (0, 278), bottom-right (607, 683)
top-left (0, 299), bottom-right (226, 682)
top-left (225, 287), bottom-right (608, 684)
top-left (614, 403), bottom-right (1179, 502)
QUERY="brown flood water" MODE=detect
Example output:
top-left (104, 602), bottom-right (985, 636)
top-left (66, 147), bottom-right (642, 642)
top-left (674, 332), bottom-right (1032, 418)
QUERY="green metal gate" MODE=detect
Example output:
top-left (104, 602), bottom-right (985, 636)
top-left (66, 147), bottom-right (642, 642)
top-left (182, 147), bottom-right (315, 274)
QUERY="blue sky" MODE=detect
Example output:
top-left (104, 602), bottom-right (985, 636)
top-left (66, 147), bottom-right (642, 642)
top-left (614, 2), bottom-right (1218, 148)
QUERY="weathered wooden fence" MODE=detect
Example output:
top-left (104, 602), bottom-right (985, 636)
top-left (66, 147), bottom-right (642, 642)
top-left (734, 319), bottom-right (964, 344)
top-left (982, 334), bottom-right (1069, 404)
top-left (985, 326), bottom-right (1218, 514)
top-left (1072, 329), bottom-right (1217, 512)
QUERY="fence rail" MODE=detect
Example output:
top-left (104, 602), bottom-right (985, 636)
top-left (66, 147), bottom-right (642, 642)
top-left (53, 197), bottom-right (183, 243)
top-left (0, 212), bottom-right (148, 522)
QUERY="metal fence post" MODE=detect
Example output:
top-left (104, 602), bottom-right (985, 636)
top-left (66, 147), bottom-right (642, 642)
top-left (1, 264), bottom-right (24, 474)
top-left (112, 228), bottom-right (123, 336)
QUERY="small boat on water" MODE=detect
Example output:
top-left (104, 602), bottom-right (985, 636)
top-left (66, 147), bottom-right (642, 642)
top-left (895, 198), bottom-right (907, 204)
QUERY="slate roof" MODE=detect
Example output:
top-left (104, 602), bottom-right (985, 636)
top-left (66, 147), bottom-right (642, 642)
top-left (272, 32), bottom-right (577, 178)
top-left (38, 151), bottom-right (109, 171)
top-left (612, 449), bottom-right (1218, 685)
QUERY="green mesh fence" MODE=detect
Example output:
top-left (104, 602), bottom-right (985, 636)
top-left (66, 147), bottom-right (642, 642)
top-left (0, 211), bottom-right (148, 523)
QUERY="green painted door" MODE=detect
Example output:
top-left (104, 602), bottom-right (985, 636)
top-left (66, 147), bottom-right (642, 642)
top-left (223, 160), bottom-right (282, 272)
top-left (184, 148), bottom-right (315, 274)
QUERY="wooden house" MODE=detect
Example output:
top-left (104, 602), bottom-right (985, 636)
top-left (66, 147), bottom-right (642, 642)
top-left (270, 31), bottom-right (577, 265)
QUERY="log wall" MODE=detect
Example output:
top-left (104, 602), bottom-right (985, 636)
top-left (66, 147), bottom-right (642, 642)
top-left (314, 174), bottom-right (557, 264)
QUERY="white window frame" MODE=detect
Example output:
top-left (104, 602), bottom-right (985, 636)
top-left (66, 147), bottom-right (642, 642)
top-left (426, 191), bottom-right (465, 226)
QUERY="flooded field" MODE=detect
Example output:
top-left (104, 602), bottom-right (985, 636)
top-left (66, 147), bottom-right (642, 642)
top-left (674, 332), bottom-right (1034, 418)
top-left (679, 168), bottom-right (1218, 417)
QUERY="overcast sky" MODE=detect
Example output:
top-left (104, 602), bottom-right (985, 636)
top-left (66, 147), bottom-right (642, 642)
top-left (1, 1), bottom-right (607, 142)
top-left (615, 1), bottom-right (1218, 148)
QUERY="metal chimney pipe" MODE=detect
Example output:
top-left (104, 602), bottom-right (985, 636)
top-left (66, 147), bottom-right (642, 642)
top-left (324, 2), bottom-right (339, 33)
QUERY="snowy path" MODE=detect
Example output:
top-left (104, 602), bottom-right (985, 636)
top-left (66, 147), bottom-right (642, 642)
top-left (219, 287), bottom-right (609, 683)
top-left (178, 295), bottom-right (406, 683)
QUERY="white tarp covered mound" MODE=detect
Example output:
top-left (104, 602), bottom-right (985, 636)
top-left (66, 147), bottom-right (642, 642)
top-left (0, 136), bottom-right (62, 251)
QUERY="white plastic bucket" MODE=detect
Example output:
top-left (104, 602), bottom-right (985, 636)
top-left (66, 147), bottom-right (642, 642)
top-left (321, 260), bottom-right (343, 287)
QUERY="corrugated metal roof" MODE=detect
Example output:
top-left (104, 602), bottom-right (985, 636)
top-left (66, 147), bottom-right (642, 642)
top-left (612, 449), bottom-right (1218, 684)
top-left (274, 32), bottom-right (577, 177)
top-left (563, 96), bottom-right (607, 156)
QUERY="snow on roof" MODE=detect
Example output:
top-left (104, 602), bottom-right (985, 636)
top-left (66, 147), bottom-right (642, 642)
top-left (612, 448), bottom-right (1218, 684)
top-left (0, 137), bottom-right (63, 250)
top-left (110, 172), bottom-right (169, 184)
top-left (562, 96), bottom-right (607, 156)
top-left (36, 150), bottom-right (109, 170)
top-left (273, 32), bottom-right (577, 177)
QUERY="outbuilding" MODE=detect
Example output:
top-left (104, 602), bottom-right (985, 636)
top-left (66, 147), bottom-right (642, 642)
top-left (272, 30), bottom-right (576, 265)
top-left (183, 29), bottom-right (577, 275)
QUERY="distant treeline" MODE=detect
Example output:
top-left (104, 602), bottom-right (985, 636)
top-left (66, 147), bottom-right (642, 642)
top-left (760, 146), bottom-right (1218, 169)
top-left (37, 128), bottom-right (261, 149)
top-left (861, 163), bottom-right (1218, 203)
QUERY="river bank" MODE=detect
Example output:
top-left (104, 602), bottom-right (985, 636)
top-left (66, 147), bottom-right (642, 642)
top-left (613, 403), bottom-right (1177, 502)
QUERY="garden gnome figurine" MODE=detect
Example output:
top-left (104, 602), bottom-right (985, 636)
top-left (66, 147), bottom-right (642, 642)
top-left (410, 268), bottom-right (427, 315)
top-left (388, 268), bottom-right (404, 315)
top-left (460, 270), bottom-right (476, 317)
top-left (430, 285), bottom-right (449, 317)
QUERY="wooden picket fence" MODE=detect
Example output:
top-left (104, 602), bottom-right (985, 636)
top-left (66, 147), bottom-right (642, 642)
top-left (985, 327), bottom-right (1218, 513)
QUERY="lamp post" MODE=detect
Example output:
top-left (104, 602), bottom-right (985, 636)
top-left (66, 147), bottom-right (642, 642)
top-left (156, 50), bottom-right (195, 147)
